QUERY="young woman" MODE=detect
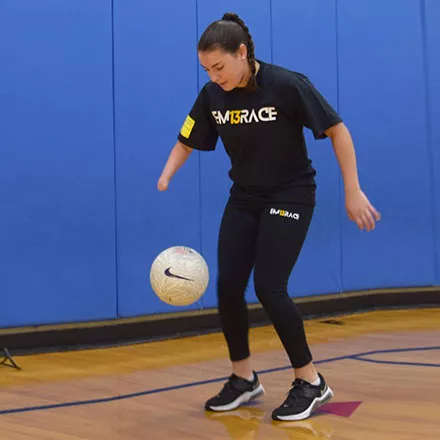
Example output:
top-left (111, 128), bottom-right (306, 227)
top-left (157, 12), bottom-right (380, 421)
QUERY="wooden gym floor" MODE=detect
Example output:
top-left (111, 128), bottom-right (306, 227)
top-left (0, 308), bottom-right (439, 439)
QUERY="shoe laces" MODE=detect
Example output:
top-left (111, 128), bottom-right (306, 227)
top-left (283, 379), bottom-right (307, 404)
top-left (217, 375), bottom-right (239, 396)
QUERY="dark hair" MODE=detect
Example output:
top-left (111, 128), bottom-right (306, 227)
top-left (198, 12), bottom-right (257, 91)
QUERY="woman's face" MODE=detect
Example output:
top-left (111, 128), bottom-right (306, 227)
top-left (198, 44), bottom-right (249, 91)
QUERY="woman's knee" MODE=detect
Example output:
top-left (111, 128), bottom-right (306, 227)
top-left (217, 272), bottom-right (249, 302)
top-left (253, 273), bottom-right (288, 303)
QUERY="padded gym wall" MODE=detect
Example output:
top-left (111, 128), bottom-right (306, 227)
top-left (337, 0), bottom-right (436, 290)
top-left (0, 0), bottom-right (117, 327)
top-left (0, 0), bottom-right (438, 328)
top-left (113, 0), bottom-right (201, 317)
top-left (425, 0), bottom-right (440, 285)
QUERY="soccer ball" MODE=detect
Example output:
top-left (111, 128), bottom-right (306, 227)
top-left (150, 246), bottom-right (209, 306)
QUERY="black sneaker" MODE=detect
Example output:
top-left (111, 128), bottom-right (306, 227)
top-left (272, 373), bottom-right (334, 421)
top-left (205, 371), bottom-right (265, 412)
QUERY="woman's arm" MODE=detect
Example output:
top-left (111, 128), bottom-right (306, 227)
top-left (157, 141), bottom-right (193, 191)
top-left (325, 122), bottom-right (381, 231)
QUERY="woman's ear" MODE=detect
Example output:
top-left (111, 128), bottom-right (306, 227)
top-left (238, 43), bottom-right (248, 60)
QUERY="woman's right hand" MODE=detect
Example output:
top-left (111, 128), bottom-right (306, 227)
top-left (157, 175), bottom-right (170, 191)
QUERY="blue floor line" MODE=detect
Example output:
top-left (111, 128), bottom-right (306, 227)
top-left (352, 356), bottom-right (440, 368)
top-left (0, 346), bottom-right (438, 416)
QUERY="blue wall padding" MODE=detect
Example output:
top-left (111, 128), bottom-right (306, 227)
top-left (0, 0), bottom-right (438, 327)
top-left (0, 1), bottom-right (117, 327)
top-left (113, 0), bottom-right (201, 317)
top-left (337, 0), bottom-right (436, 291)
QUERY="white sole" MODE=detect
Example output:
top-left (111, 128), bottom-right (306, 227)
top-left (207, 384), bottom-right (265, 412)
top-left (273, 386), bottom-right (334, 421)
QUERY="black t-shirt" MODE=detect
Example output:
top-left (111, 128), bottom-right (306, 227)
top-left (177, 60), bottom-right (342, 206)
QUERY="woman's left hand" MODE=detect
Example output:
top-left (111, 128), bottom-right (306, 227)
top-left (345, 188), bottom-right (381, 231)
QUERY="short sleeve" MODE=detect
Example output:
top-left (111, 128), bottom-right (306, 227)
top-left (291, 74), bottom-right (342, 139)
top-left (177, 85), bottom-right (219, 151)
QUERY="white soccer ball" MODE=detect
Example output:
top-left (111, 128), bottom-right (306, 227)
top-left (150, 246), bottom-right (209, 306)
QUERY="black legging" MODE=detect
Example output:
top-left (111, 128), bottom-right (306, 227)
top-left (216, 195), bottom-right (314, 369)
